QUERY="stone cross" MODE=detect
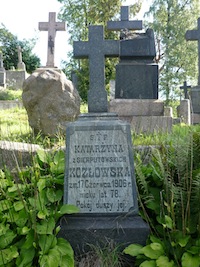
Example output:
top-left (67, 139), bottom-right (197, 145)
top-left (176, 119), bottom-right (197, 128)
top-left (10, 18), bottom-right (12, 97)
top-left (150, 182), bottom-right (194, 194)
top-left (107, 6), bottom-right (142, 32)
top-left (0, 53), bottom-right (4, 69)
top-left (39, 12), bottom-right (66, 67)
top-left (17, 46), bottom-right (23, 63)
top-left (185, 18), bottom-right (200, 85)
top-left (180, 81), bottom-right (191, 99)
top-left (73, 25), bottom-right (119, 113)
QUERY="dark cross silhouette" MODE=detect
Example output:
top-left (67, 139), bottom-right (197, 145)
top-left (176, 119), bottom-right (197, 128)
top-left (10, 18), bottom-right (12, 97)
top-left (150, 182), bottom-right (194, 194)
top-left (107, 6), bottom-right (142, 32)
top-left (180, 81), bottom-right (191, 99)
top-left (185, 18), bottom-right (200, 85)
top-left (73, 25), bottom-right (119, 113)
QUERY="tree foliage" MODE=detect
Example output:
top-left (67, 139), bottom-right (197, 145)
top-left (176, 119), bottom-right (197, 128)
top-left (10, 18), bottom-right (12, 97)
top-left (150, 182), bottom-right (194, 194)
top-left (0, 24), bottom-right (40, 73)
top-left (145, 0), bottom-right (200, 103)
top-left (58, 0), bottom-right (142, 102)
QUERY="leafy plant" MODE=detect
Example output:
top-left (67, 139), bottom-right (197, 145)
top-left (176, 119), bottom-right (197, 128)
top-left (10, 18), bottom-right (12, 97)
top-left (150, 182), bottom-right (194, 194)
top-left (0, 149), bottom-right (79, 266)
top-left (124, 127), bottom-right (200, 266)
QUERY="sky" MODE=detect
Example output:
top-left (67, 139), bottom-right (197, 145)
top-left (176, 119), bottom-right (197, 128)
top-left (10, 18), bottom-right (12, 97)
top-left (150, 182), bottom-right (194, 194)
top-left (0, 0), bottom-right (150, 69)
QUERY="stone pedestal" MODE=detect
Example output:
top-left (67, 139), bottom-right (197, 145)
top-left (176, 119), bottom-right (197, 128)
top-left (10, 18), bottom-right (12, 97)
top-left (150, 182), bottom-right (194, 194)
top-left (109, 99), bottom-right (173, 133)
top-left (178, 99), bottom-right (191, 125)
top-left (115, 63), bottom-right (158, 99)
top-left (58, 113), bottom-right (149, 253)
top-left (190, 86), bottom-right (200, 124)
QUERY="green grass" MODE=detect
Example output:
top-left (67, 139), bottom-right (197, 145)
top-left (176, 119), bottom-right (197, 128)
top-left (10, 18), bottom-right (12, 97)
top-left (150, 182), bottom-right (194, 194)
top-left (0, 89), bottom-right (22, 100)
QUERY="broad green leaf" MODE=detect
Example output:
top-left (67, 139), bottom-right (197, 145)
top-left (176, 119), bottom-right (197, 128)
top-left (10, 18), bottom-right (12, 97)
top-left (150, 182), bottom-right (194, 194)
top-left (16, 209), bottom-right (28, 227)
top-left (40, 247), bottom-right (60, 267)
top-left (0, 246), bottom-right (19, 265)
top-left (156, 256), bottom-right (175, 267)
top-left (46, 188), bottom-right (63, 203)
top-left (187, 246), bottom-right (200, 255)
top-left (39, 235), bottom-right (57, 255)
top-left (142, 244), bottom-right (163, 260)
top-left (22, 230), bottom-right (34, 249)
top-left (0, 223), bottom-right (9, 236)
top-left (37, 208), bottom-right (49, 219)
top-left (181, 252), bottom-right (200, 267)
top-left (36, 217), bottom-right (55, 235)
top-left (140, 260), bottom-right (156, 267)
top-left (37, 150), bottom-right (50, 164)
top-left (0, 199), bottom-right (11, 211)
top-left (150, 243), bottom-right (164, 254)
top-left (37, 178), bottom-right (46, 192)
top-left (0, 230), bottom-right (16, 249)
top-left (163, 215), bottom-right (173, 230)
top-left (13, 201), bottom-right (25, 211)
top-left (57, 238), bottom-right (74, 257)
top-left (178, 235), bottom-right (190, 248)
top-left (17, 226), bottom-right (30, 235)
top-left (123, 244), bottom-right (143, 256)
top-left (60, 254), bottom-right (74, 267)
top-left (60, 204), bottom-right (80, 215)
top-left (16, 247), bottom-right (35, 267)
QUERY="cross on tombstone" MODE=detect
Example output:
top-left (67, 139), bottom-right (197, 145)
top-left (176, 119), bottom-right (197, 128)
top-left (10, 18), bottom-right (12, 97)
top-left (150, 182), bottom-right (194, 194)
top-left (39, 12), bottom-right (66, 67)
top-left (185, 17), bottom-right (200, 85)
top-left (107, 6), bottom-right (143, 32)
top-left (17, 46), bottom-right (23, 63)
top-left (180, 81), bottom-right (191, 99)
top-left (73, 25), bottom-right (119, 113)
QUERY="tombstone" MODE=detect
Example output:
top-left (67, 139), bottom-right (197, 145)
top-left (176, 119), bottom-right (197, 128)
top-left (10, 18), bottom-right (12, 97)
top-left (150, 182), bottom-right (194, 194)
top-left (0, 53), bottom-right (6, 88)
top-left (58, 23), bottom-right (149, 255)
top-left (107, 7), bottom-right (158, 99)
top-left (39, 12), bottom-right (66, 67)
top-left (180, 81), bottom-right (191, 99)
top-left (73, 25), bottom-right (119, 112)
top-left (17, 46), bottom-right (26, 71)
top-left (185, 18), bottom-right (200, 115)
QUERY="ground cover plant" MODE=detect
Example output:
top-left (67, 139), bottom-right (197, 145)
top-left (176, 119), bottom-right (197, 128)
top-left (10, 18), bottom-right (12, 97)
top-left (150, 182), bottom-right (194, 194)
top-left (124, 126), bottom-right (200, 267)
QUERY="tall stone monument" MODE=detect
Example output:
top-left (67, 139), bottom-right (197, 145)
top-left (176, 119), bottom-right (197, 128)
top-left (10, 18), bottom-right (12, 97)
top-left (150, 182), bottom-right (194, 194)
top-left (0, 53), bottom-right (6, 88)
top-left (39, 12), bottom-right (66, 67)
top-left (107, 6), bottom-right (158, 99)
top-left (58, 23), bottom-right (149, 253)
top-left (185, 17), bottom-right (200, 123)
top-left (108, 6), bottom-right (172, 133)
top-left (17, 46), bottom-right (26, 71)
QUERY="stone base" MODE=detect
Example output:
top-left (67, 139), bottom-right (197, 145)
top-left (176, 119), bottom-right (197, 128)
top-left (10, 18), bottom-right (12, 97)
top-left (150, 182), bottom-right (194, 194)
top-left (118, 116), bottom-right (172, 133)
top-left (58, 215), bottom-right (149, 254)
top-left (190, 86), bottom-right (200, 114)
top-left (109, 99), bottom-right (164, 116)
top-left (192, 113), bottom-right (200, 124)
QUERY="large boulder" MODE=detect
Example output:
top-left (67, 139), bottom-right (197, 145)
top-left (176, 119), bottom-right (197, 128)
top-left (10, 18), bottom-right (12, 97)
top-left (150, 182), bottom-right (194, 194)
top-left (22, 68), bottom-right (81, 136)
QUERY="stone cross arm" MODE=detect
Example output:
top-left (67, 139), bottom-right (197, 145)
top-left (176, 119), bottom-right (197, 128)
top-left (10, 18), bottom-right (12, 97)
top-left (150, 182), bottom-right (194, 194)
top-left (107, 6), bottom-right (143, 31)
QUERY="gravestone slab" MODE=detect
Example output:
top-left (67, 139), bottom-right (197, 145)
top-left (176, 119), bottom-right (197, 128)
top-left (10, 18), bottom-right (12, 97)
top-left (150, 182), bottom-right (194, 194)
top-left (59, 114), bottom-right (149, 252)
top-left (64, 114), bottom-right (137, 214)
top-left (115, 63), bottom-right (158, 99)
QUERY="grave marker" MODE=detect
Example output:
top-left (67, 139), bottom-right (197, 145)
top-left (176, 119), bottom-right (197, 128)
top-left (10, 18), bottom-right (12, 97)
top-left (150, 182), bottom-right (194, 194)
top-left (107, 6), bottom-right (142, 32)
top-left (73, 25), bottom-right (119, 112)
top-left (17, 46), bottom-right (26, 70)
top-left (180, 81), bottom-right (191, 99)
top-left (39, 12), bottom-right (66, 67)
top-left (185, 18), bottom-right (200, 85)
top-left (0, 53), bottom-right (6, 87)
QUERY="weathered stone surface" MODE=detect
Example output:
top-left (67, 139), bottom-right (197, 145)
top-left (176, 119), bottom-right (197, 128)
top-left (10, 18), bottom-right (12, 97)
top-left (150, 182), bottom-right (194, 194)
top-left (22, 68), bottom-right (80, 136)
top-left (177, 99), bottom-right (191, 125)
top-left (129, 116), bottom-right (172, 133)
top-left (109, 99), bottom-right (164, 116)
top-left (115, 63), bottom-right (158, 99)
top-left (0, 141), bottom-right (41, 170)
top-left (192, 113), bottom-right (200, 124)
top-left (189, 86), bottom-right (200, 114)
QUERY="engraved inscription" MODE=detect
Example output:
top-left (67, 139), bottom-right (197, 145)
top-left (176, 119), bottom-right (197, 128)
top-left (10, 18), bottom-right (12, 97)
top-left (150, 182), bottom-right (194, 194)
top-left (66, 129), bottom-right (135, 213)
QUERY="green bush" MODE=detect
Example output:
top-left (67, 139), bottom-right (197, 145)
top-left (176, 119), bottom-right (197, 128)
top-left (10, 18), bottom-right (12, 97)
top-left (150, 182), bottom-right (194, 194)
top-left (0, 89), bottom-right (22, 100)
top-left (124, 128), bottom-right (200, 266)
top-left (0, 149), bottom-right (79, 266)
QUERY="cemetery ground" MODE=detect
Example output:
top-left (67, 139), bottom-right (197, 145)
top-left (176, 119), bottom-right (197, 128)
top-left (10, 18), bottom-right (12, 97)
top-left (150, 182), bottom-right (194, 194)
top-left (0, 91), bottom-right (200, 266)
